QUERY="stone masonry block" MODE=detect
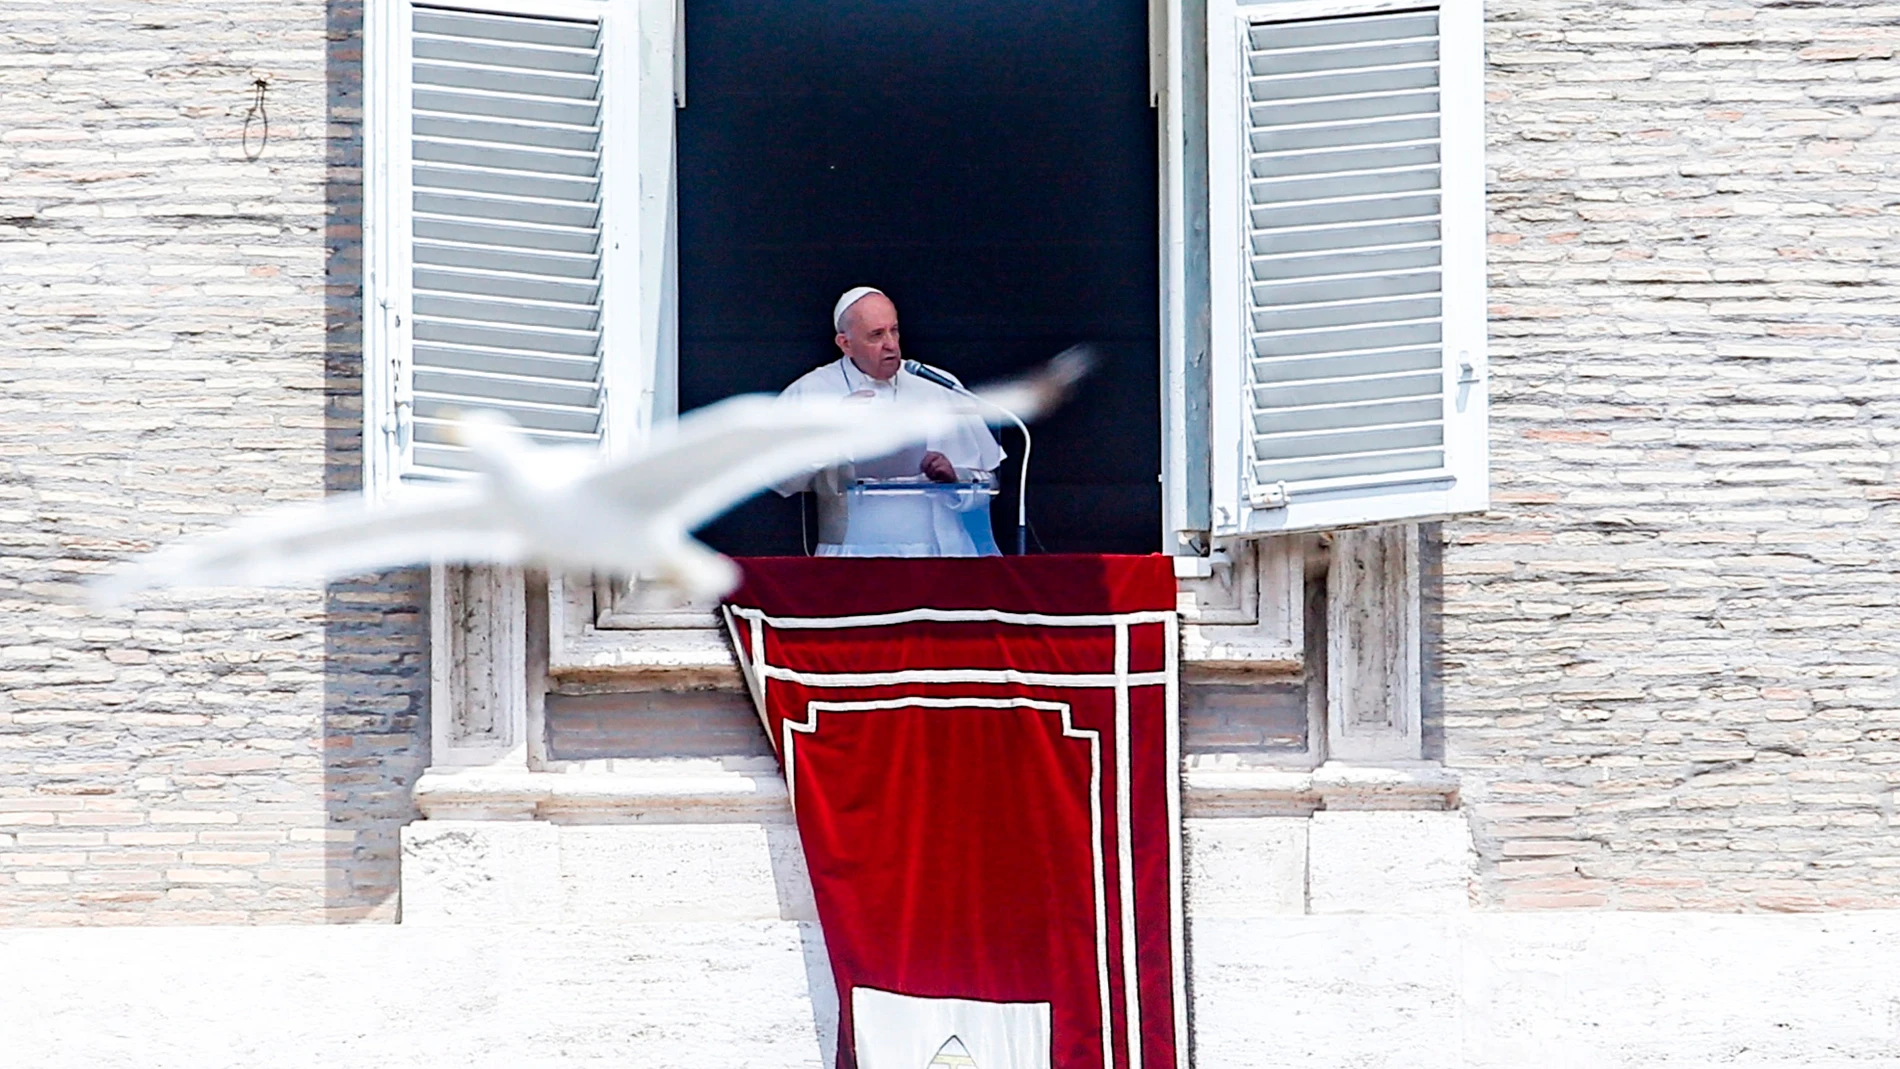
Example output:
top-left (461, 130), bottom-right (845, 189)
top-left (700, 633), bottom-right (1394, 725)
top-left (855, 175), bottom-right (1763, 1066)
top-left (1184, 817), bottom-right (1307, 917)
top-left (399, 821), bottom-right (559, 925)
top-left (1308, 811), bottom-right (1474, 914)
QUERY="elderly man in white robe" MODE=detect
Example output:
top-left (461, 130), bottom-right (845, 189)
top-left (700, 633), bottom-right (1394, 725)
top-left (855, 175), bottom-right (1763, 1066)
top-left (774, 287), bottom-right (1004, 557)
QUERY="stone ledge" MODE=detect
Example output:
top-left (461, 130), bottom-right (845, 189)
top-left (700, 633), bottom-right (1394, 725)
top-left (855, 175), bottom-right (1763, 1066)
top-left (417, 758), bottom-right (1459, 823)
top-left (548, 626), bottom-right (745, 688)
top-left (1176, 638), bottom-right (1304, 673)
top-left (1185, 760), bottom-right (1460, 817)
top-left (414, 761), bottom-right (792, 823)
top-left (553, 624), bottom-right (1303, 684)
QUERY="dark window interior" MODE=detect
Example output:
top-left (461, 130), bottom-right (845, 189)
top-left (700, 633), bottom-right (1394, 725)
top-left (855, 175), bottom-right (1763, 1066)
top-left (676, 0), bottom-right (1160, 555)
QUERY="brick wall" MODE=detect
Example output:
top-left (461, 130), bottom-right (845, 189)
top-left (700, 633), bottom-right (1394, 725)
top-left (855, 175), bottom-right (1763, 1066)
top-left (1452, 0), bottom-right (1900, 909)
top-left (0, 0), bottom-right (427, 923)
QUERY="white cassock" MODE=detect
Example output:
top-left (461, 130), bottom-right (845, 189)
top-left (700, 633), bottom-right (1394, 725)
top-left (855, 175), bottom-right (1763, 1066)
top-left (774, 356), bottom-right (1005, 557)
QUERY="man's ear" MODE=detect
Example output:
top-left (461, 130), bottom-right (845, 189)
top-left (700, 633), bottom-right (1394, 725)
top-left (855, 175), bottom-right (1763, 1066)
top-left (835, 332), bottom-right (849, 354)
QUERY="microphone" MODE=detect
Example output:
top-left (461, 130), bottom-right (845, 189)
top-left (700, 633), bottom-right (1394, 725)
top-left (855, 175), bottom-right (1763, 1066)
top-left (903, 359), bottom-right (961, 392)
top-left (904, 359), bottom-right (1034, 556)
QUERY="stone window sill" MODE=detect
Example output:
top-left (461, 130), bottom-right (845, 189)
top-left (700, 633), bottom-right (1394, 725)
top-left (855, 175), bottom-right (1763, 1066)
top-left (413, 757), bottom-right (1458, 823)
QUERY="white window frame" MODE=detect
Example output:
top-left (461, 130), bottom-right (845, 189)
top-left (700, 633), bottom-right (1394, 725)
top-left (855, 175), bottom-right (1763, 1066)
top-left (1155, 0), bottom-right (1209, 553)
top-left (363, 0), bottom-right (680, 497)
top-left (1200, 0), bottom-right (1487, 539)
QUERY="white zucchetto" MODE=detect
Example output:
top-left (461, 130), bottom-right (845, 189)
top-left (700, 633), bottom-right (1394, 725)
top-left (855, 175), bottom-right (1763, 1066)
top-left (832, 286), bottom-right (886, 332)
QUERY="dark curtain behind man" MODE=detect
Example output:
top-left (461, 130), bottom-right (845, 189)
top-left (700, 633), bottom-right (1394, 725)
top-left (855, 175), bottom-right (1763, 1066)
top-left (677, 0), bottom-right (1160, 555)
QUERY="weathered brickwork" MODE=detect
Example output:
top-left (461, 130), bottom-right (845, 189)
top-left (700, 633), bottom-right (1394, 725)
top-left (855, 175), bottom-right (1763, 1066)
top-left (0, 0), bottom-right (428, 923)
top-left (1454, 0), bottom-right (1900, 909)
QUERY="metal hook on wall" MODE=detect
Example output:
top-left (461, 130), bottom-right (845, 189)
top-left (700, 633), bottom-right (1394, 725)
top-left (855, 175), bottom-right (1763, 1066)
top-left (242, 78), bottom-right (269, 160)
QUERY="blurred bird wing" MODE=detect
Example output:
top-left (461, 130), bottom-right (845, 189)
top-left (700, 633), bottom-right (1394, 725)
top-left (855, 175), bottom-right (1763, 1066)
top-left (90, 486), bottom-right (518, 605)
top-left (578, 349), bottom-right (1096, 535)
top-left (962, 344), bottom-right (1097, 423)
top-left (580, 393), bottom-right (969, 532)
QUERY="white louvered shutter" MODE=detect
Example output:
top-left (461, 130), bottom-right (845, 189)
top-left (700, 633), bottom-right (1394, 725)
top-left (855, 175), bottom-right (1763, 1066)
top-left (1206, 0), bottom-right (1486, 536)
top-left (367, 0), bottom-right (674, 489)
top-left (407, 4), bottom-right (607, 473)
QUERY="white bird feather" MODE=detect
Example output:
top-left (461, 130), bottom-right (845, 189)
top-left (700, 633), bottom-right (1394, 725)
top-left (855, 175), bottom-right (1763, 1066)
top-left (89, 348), bottom-right (1093, 606)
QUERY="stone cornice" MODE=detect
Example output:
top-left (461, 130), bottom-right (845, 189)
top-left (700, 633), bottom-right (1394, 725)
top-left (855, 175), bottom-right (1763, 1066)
top-left (1184, 760), bottom-right (1461, 816)
top-left (415, 759), bottom-right (1460, 822)
top-left (414, 764), bottom-right (792, 823)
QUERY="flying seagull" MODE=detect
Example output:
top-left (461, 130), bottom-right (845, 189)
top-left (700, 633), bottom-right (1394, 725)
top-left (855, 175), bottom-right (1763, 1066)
top-left (89, 348), bottom-right (1093, 606)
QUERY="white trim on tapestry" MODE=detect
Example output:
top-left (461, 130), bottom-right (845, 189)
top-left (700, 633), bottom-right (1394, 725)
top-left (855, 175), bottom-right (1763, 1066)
top-left (1162, 614), bottom-right (1188, 1069)
top-left (1113, 622), bottom-right (1142, 1069)
top-left (725, 606), bottom-right (1179, 630)
top-left (754, 667), bottom-right (1173, 691)
top-left (784, 696), bottom-right (1115, 1066)
top-left (722, 608), bottom-right (769, 730)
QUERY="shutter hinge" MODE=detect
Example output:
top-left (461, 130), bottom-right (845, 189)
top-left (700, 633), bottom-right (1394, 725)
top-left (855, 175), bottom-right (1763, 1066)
top-left (1249, 480), bottom-right (1288, 510)
top-left (389, 303), bottom-right (411, 449)
top-left (1458, 351), bottom-right (1480, 384)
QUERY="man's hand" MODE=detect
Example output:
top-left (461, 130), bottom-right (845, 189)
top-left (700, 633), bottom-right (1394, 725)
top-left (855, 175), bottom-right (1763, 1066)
top-left (919, 451), bottom-right (958, 483)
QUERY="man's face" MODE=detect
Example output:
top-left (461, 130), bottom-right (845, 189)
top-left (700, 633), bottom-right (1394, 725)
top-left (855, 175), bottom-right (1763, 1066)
top-left (836, 293), bottom-right (902, 382)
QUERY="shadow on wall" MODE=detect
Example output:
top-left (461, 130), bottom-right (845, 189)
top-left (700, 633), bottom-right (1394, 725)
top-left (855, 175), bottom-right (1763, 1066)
top-left (1419, 522), bottom-right (1445, 764)
top-left (322, 0), bottom-right (431, 922)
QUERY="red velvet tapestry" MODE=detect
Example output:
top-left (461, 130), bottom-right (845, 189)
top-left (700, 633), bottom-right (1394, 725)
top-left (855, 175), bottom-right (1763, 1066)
top-left (723, 556), bottom-right (1184, 1069)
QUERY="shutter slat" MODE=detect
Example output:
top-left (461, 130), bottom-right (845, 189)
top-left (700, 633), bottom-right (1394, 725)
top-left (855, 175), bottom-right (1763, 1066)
top-left (414, 191), bottom-right (598, 229)
top-left (413, 163), bottom-right (598, 203)
top-left (1254, 371), bottom-right (1443, 408)
top-left (1253, 219), bottom-right (1440, 255)
top-left (413, 317), bottom-right (600, 357)
top-left (1251, 39), bottom-right (1438, 76)
top-left (1249, 11), bottom-right (1439, 50)
top-left (1251, 193), bottom-right (1438, 230)
top-left (1252, 397), bottom-right (1443, 434)
top-left (1248, 66), bottom-right (1439, 103)
top-left (1239, 7), bottom-right (1449, 498)
top-left (1252, 270), bottom-right (1441, 307)
top-left (414, 293), bottom-right (600, 332)
top-left (1251, 166), bottom-right (1439, 204)
top-left (413, 114), bottom-right (600, 152)
top-left (415, 7), bottom-right (599, 49)
top-left (414, 137), bottom-right (598, 176)
top-left (414, 61), bottom-right (598, 101)
top-left (415, 216), bottom-right (599, 255)
top-left (1254, 90), bottom-right (1439, 128)
top-left (1254, 142), bottom-right (1439, 177)
top-left (1251, 115), bottom-right (1439, 152)
top-left (1254, 244), bottom-right (1441, 281)
top-left (1254, 449), bottom-right (1445, 486)
top-left (406, 4), bottom-right (608, 478)
top-left (414, 266), bottom-right (599, 305)
top-left (1255, 320), bottom-right (1442, 358)
top-left (414, 342), bottom-right (601, 382)
top-left (1254, 422), bottom-right (1443, 461)
top-left (414, 367), bottom-right (602, 409)
top-left (414, 88), bottom-right (599, 127)
top-left (415, 397), bottom-right (601, 435)
top-left (1253, 344), bottom-right (1442, 382)
top-left (1252, 295), bottom-right (1441, 332)
top-left (414, 35), bottom-right (602, 76)
top-left (414, 240), bottom-right (598, 279)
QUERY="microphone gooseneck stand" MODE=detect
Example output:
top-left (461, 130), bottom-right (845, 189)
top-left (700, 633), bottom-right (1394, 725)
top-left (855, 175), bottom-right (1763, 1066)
top-left (904, 359), bottom-right (1033, 555)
